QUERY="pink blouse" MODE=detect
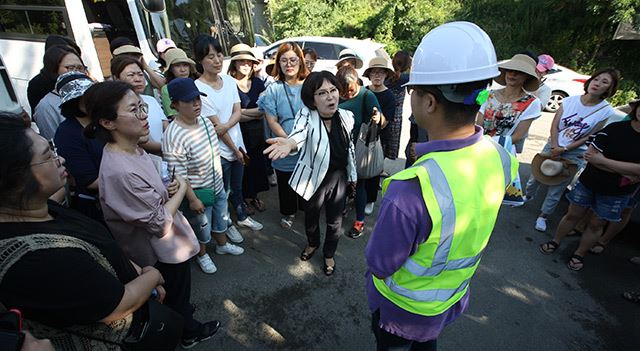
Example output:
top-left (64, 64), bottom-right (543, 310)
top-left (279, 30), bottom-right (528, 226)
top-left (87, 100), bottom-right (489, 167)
top-left (99, 146), bottom-right (198, 267)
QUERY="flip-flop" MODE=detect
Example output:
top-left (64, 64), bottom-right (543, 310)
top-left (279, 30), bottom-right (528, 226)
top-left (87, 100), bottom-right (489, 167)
top-left (589, 242), bottom-right (606, 255)
top-left (567, 254), bottom-right (585, 271)
top-left (539, 240), bottom-right (559, 255)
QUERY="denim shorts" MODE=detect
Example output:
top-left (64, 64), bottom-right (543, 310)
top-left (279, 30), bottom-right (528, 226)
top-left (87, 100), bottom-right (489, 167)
top-left (566, 181), bottom-right (632, 222)
top-left (211, 189), bottom-right (230, 233)
top-left (180, 203), bottom-right (213, 244)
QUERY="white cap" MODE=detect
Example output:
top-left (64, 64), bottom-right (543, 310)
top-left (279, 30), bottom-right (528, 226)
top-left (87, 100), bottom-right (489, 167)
top-left (406, 21), bottom-right (499, 86)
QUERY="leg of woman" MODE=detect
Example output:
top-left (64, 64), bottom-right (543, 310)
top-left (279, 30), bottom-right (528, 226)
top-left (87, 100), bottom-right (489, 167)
top-left (355, 179), bottom-right (367, 222)
top-left (540, 179), bottom-right (572, 217)
top-left (303, 179), bottom-right (325, 255)
top-left (574, 214), bottom-right (608, 258)
top-left (229, 160), bottom-right (249, 221)
top-left (366, 175), bottom-right (381, 204)
top-left (275, 170), bottom-right (296, 216)
top-left (154, 260), bottom-right (202, 337)
top-left (596, 207), bottom-right (634, 247)
top-left (552, 203), bottom-right (589, 245)
top-left (524, 175), bottom-right (541, 200)
top-left (323, 170), bottom-right (347, 261)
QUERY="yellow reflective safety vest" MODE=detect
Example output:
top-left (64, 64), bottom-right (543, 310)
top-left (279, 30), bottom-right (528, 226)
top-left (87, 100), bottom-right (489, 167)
top-left (372, 136), bottom-right (518, 316)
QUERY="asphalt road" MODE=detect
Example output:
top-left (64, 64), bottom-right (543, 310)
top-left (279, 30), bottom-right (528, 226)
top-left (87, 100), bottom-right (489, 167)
top-left (187, 108), bottom-right (640, 350)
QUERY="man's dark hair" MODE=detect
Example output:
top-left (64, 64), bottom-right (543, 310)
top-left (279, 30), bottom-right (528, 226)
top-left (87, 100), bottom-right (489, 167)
top-left (412, 79), bottom-right (492, 127)
top-left (109, 36), bottom-right (135, 54)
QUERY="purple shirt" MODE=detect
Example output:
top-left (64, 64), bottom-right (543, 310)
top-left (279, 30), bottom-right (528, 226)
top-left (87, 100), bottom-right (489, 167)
top-left (365, 126), bottom-right (483, 342)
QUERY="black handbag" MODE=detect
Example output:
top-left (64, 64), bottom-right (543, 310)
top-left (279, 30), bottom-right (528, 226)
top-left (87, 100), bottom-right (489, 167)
top-left (121, 299), bottom-right (184, 351)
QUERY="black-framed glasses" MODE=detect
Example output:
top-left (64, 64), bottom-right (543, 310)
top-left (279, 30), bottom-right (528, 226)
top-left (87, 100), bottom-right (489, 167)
top-left (314, 87), bottom-right (339, 99)
top-left (279, 57), bottom-right (300, 66)
top-left (31, 139), bottom-right (61, 167)
top-left (119, 102), bottom-right (149, 120)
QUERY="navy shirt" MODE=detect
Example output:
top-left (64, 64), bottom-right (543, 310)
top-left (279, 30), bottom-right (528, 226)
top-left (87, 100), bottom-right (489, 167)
top-left (238, 77), bottom-right (267, 148)
top-left (54, 118), bottom-right (105, 196)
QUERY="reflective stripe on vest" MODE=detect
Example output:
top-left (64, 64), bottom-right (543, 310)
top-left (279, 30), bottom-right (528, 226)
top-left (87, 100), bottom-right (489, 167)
top-left (487, 137), bottom-right (513, 188)
top-left (383, 139), bottom-right (514, 303)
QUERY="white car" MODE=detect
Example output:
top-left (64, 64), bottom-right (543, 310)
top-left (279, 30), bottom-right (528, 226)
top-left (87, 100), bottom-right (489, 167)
top-left (541, 64), bottom-right (590, 112)
top-left (256, 36), bottom-right (390, 76)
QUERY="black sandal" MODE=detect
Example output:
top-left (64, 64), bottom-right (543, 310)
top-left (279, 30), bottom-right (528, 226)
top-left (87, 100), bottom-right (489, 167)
top-left (323, 258), bottom-right (336, 276)
top-left (300, 247), bottom-right (317, 261)
top-left (567, 254), bottom-right (585, 271)
top-left (539, 240), bottom-right (559, 255)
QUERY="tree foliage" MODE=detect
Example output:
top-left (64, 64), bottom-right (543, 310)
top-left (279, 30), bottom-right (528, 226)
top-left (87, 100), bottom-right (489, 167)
top-left (267, 0), bottom-right (639, 104)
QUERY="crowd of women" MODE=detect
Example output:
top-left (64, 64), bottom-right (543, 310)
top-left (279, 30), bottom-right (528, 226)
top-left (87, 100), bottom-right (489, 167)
top-left (1, 31), bottom-right (639, 350)
top-left (0, 34), bottom-right (411, 349)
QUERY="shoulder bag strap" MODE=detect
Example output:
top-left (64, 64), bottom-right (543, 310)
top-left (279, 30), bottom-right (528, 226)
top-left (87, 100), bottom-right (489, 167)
top-left (281, 81), bottom-right (297, 118)
top-left (200, 117), bottom-right (216, 172)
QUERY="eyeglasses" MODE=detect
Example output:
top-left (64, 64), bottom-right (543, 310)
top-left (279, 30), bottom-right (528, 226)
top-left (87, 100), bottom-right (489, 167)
top-left (279, 57), bottom-right (300, 66)
top-left (119, 102), bottom-right (149, 120)
top-left (31, 139), bottom-right (61, 167)
top-left (314, 87), bottom-right (339, 99)
top-left (64, 64), bottom-right (87, 72)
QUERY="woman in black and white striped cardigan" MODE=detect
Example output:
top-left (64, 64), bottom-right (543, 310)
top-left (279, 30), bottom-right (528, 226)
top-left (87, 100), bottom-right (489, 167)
top-left (264, 71), bottom-right (356, 276)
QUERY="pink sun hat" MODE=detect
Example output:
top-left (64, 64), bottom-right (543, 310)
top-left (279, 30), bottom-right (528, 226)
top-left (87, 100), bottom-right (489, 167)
top-left (536, 54), bottom-right (555, 73)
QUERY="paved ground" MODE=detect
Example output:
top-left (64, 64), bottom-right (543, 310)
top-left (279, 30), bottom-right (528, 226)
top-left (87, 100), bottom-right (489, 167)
top-left (187, 108), bottom-right (640, 350)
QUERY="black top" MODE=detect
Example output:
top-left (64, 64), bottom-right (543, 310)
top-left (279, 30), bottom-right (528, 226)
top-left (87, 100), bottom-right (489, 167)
top-left (367, 87), bottom-right (396, 127)
top-left (27, 72), bottom-right (56, 116)
top-left (580, 120), bottom-right (640, 195)
top-left (327, 111), bottom-right (348, 172)
top-left (0, 202), bottom-right (139, 327)
top-left (238, 77), bottom-right (267, 148)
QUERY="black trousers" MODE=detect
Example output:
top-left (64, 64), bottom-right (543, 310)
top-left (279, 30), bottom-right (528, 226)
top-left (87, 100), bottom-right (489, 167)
top-left (304, 169), bottom-right (347, 258)
top-left (155, 260), bottom-right (201, 338)
top-left (372, 310), bottom-right (437, 351)
top-left (275, 169), bottom-right (305, 216)
top-left (366, 175), bottom-right (381, 203)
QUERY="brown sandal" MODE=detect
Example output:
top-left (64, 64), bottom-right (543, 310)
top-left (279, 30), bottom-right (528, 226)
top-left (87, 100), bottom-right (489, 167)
top-left (567, 254), bottom-right (585, 271)
top-left (539, 240), bottom-right (559, 255)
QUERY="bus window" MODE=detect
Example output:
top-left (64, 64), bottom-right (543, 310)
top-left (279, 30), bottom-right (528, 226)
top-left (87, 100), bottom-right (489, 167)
top-left (82, 0), bottom-right (137, 43)
top-left (165, 0), bottom-right (216, 53)
top-left (0, 1), bottom-right (71, 40)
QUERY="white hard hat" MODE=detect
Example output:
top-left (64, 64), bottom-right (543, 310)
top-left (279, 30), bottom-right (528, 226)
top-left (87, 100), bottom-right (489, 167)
top-left (406, 21), bottom-right (499, 86)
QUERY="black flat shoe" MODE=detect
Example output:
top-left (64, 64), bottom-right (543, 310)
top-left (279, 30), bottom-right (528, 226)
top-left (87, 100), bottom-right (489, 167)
top-left (323, 259), bottom-right (336, 276)
top-left (300, 246), bottom-right (318, 261)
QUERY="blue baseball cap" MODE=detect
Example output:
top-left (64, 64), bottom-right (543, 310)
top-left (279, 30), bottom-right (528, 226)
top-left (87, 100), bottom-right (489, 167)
top-left (168, 78), bottom-right (206, 102)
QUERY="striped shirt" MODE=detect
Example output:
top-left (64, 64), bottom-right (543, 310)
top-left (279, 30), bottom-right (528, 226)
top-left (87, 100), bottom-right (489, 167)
top-left (162, 117), bottom-right (224, 195)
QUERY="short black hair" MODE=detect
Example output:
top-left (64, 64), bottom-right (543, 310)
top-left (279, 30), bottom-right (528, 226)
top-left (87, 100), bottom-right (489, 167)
top-left (110, 55), bottom-right (143, 79)
top-left (193, 35), bottom-right (223, 73)
top-left (413, 79), bottom-right (492, 127)
top-left (84, 81), bottom-right (135, 143)
top-left (45, 35), bottom-right (81, 55)
top-left (110, 36), bottom-right (135, 54)
top-left (518, 50), bottom-right (539, 64)
top-left (0, 114), bottom-right (39, 210)
top-left (301, 71), bottom-right (342, 110)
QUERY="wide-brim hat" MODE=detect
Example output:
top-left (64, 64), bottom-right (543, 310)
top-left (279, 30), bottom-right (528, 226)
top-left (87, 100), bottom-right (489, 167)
top-left (531, 153), bottom-right (578, 186)
top-left (495, 54), bottom-right (540, 91)
top-left (164, 48), bottom-right (195, 72)
top-left (229, 43), bottom-right (259, 63)
top-left (266, 58), bottom-right (277, 77)
top-left (113, 45), bottom-right (143, 56)
top-left (363, 56), bottom-right (394, 78)
top-left (336, 49), bottom-right (363, 69)
top-left (55, 71), bottom-right (94, 108)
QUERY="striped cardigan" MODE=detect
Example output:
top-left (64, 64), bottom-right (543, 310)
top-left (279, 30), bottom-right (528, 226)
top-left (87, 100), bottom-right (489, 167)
top-left (288, 107), bottom-right (357, 200)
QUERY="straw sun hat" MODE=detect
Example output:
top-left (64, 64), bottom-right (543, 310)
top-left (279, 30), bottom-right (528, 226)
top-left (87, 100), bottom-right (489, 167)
top-left (495, 54), bottom-right (541, 91)
top-left (531, 153), bottom-right (578, 186)
top-left (363, 56), bottom-right (394, 78)
top-left (229, 44), bottom-right (259, 63)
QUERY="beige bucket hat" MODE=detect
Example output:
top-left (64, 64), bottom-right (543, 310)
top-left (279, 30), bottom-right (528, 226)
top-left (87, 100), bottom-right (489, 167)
top-left (495, 54), bottom-right (541, 91)
top-left (230, 44), bottom-right (259, 63)
top-left (531, 153), bottom-right (578, 186)
top-left (164, 48), bottom-right (195, 72)
top-left (363, 56), bottom-right (394, 78)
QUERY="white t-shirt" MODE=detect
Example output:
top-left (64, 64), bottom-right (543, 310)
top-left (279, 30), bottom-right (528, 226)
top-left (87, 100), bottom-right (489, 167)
top-left (141, 94), bottom-right (167, 143)
top-left (195, 76), bottom-right (245, 161)
top-left (557, 95), bottom-right (614, 148)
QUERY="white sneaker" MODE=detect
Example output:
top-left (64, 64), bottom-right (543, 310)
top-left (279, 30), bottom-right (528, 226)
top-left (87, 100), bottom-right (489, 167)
top-left (216, 243), bottom-right (244, 255)
top-left (364, 202), bottom-right (375, 215)
top-left (534, 217), bottom-right (547, 232)
top-left (226, 225), bottom-right (244, 243)
top-left (196, 254), bottom-right (217, 274)
top-left (238, 216), bottom-right (264, 231)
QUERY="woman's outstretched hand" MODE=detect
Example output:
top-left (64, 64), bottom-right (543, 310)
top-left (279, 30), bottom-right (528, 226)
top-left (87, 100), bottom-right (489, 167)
top-left (264, 138), bottom-right (294, 160)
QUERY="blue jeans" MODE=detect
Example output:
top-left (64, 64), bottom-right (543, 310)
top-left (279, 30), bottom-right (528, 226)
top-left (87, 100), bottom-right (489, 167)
top-left (180, 202), bottom-right (213, 244)
top-left (211, 189), bottom-right (231, 233)
top-left (567, 181), bottom-right (631, 222)
top-left (221, 158), bottom-right (248, 221)
top-left (525, 141), bottom-right (585, 215)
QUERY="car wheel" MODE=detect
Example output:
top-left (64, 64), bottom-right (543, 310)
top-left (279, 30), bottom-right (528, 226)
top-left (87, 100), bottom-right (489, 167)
top-left (546, 91), bottom-right (567, 112)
